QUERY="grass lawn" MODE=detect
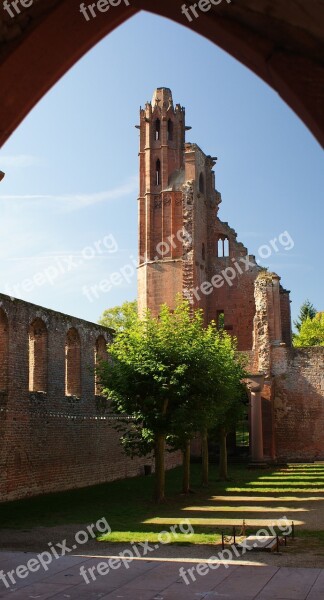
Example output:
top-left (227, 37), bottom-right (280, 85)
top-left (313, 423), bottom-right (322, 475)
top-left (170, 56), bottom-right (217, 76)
top-left (0, 463), bottom-right (323, 547)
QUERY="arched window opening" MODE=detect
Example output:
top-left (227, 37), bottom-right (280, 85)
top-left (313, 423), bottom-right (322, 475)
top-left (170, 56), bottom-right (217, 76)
top-left (95, 335), bottom-right (108, 396)
top-left (217, 236), bottom-right (230, 257)
top-left (65, 328), bottom-right (81, 397)
top-left (0, 308), bottom-right (9, 392)
top-left (29, 318), bottom-right (48, 393)
top-left (167, 119), bottom-right (173, 141)
top-left (155, 118), bottom-right (161, 141)
top-left (156, 159), bottom-right (161, 186)
top-left (202, 242), bottom-right (206, 261)
top-left (199, 172), bottom-right (204, 194)
top-left (217, 310), bottom-right (225, 330)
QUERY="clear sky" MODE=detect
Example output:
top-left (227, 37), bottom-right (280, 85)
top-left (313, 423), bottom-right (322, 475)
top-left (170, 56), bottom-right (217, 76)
top-left (0, 11), bottom-right (323, 328)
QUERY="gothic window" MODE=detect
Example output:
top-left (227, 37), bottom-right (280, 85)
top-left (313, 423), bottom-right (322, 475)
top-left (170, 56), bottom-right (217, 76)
top-left (65, 328), bottom-right (81, 397)
top-left (155, 119), bottom-right (161, 141)
top-left (199, 172), bottom-right (204, 194)
top-left (217, 236), bottom-right (230, 257)
top-left (0, 308), bottom-right (9, 391)
top-left (29, 318), bottom-right (48, 393)
top-left (156, 159), bottom-right (161, 186)
top-left (95, 335), bottom-right (108, 395)
top-left (167, 119), bottom-right (173, 141)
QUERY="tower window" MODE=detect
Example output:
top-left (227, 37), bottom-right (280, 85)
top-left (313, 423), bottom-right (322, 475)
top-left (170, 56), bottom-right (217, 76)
top-left (155, 119), bottom-right (161, 141)
top-left (199, 172), bottom-right (204, 194)
top-left (167, 119), bottom-right (173, 141)
top-left (156, 159), bottom-right (161, 186)
top-left (202, 242), bottom-right (206, 261)
top-left (217, 236), bottom-right (229, 257)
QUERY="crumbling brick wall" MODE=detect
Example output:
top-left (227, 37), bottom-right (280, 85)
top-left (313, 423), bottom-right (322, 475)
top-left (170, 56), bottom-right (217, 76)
top-left (0, 293), bottom-right (181, 502)
top-left (272, 346), bottom-right (324, 461)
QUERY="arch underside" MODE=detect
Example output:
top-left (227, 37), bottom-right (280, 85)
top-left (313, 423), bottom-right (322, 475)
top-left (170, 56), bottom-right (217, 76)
top-left (0, 0), bottom-right (323, 148)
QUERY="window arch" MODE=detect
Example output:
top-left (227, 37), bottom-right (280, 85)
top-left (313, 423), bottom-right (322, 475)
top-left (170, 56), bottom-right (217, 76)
top-left (95, 335), bottom-right (108, 395)
top-left (155, 118), bottom-right (161, 141)
top-left (29, 318), bottom-right (48, 392)
top-left (65, 328), bottom-right (81, 397)
top-left (217, 310), bottom-right (225, 330)
top-left (167, 119), bottom-right (173, 141)
top-left (156, 159), bottom-right (161, 186)
top-left (0, 308), bottom-right (9, 392)
top-left (217, 236), bottom-right (230, 257)
top-left (199, 172), bottom-right (204, 194)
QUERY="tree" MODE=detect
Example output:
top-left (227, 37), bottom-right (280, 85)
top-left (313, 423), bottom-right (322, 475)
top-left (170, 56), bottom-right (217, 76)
top-left (98, 299), bottom-right (247, 502)
top-left (294, 299), bottom-right (317, 332)
top-left (98, 300), bottom-right (137, 332)
top-left (293, 312), bottom-right (324, 347)
top-left (216, 380), bottom-right (248, 480)
top-left (99, 300), bottom-right (207, 502)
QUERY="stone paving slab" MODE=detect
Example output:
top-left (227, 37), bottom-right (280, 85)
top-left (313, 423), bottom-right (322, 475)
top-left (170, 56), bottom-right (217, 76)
top-left (209, 564), bottom-right (279, 598)
top-left (0, 552), bottom-right (91, 592)
top-left (50, 582), bottom-right (117, 599)
top-left (254, 566), bottom-right (321, 600)
top-left (307, 570), bottom-right (324, 600)
top-left (0, 582), bottom-right (74, 599)
top-left (0, 553), bottom-right (323, 600)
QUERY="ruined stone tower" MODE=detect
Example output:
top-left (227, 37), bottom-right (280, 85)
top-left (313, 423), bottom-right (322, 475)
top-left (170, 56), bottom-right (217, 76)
top-left (137, 88), bottom-right (292, 352)
top-left (137, 88), bottom-right (187, 315)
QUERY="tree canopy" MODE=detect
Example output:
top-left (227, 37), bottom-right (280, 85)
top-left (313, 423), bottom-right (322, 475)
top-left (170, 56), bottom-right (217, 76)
top-left (98, 298), bottom-right (247, 502)
top-left (293, 299), bottom-right (317, 332)
top-left (98, 300), bottom-right (137, 332)
top-left (293, 312), bottom-right (324, 347)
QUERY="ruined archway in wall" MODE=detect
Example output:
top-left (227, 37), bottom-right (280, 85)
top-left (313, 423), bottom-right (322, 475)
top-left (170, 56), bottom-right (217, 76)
top-left (0, 0), bottom-right (323, 148)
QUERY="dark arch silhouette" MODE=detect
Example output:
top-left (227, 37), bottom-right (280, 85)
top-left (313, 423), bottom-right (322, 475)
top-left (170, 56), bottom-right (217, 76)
top-left (0, 1), bottom-right (323, 147)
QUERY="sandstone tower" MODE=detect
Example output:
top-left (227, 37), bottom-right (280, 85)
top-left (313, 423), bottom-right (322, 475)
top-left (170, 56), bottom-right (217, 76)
top-left (137, 88), bottom-right (292, 351)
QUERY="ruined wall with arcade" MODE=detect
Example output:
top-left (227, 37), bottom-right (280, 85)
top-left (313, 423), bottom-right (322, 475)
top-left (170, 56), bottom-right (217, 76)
top-left (0, 293), bottom-right (181, 503)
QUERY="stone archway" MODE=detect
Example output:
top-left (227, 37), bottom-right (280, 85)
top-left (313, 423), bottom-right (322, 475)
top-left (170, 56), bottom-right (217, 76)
top-left (0, 0), bottom-right (323, 148)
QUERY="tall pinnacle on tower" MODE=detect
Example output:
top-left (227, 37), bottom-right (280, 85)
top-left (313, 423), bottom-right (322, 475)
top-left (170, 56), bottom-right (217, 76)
top-left (151, 87), bottom-right (174, 110)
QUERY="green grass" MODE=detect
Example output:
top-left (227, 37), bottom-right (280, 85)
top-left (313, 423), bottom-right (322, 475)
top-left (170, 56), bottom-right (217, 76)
top-left (0, 463), bottom-right (323, 546)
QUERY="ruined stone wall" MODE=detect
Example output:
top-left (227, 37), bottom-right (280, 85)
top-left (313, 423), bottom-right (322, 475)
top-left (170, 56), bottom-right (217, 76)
top-left (206, 214), bottom-right (261, 351)
top-left (0, 293), bottom-right (181, 503)
top-left (272, 346), bottom-right (324, 461)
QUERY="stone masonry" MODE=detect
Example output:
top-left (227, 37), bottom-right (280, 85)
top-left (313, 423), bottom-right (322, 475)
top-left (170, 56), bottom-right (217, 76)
top-left (0, 293), bottom-right (180, 502)
top-left (138, 88), bottom-right (324, 462)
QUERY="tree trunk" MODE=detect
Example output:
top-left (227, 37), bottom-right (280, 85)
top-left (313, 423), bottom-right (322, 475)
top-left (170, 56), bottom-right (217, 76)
top-left (182, 439), bottom-right (191, 494)
top-left (219, 427), bottom-right (228, 480)
top-left (154, 433), bottom-right (166, 502)
top-left (201, 429), bottom-right (209, 487)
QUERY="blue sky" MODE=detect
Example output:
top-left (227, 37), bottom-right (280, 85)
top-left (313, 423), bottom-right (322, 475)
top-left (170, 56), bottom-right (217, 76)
top-left (0, 11), bottom-right (323, 327)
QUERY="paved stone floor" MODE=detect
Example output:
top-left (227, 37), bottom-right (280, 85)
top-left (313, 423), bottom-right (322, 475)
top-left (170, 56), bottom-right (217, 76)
top-left (0, 552), bottom-right (323, 599)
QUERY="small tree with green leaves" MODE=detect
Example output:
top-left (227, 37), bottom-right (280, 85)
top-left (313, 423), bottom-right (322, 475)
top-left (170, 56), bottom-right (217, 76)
top-left (98, 300), bottom-right (137, 332)
top-left (293, 300), bottom-right (317, 333)
top-left (293, 312), bottom-right (324, 347)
